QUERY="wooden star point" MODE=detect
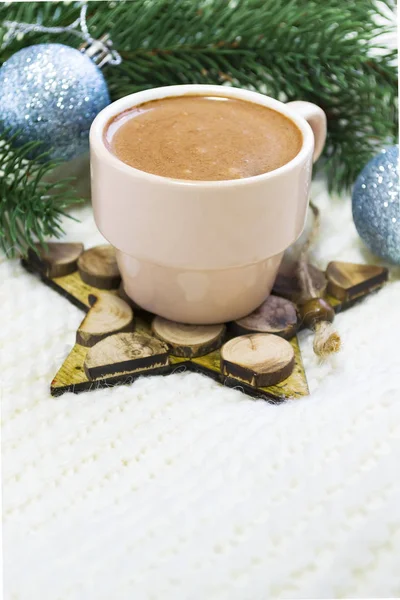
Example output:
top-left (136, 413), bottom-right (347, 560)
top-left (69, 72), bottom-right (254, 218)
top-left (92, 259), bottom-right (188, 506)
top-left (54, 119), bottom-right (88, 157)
top-left (22, 243), bottom-right (387, 403)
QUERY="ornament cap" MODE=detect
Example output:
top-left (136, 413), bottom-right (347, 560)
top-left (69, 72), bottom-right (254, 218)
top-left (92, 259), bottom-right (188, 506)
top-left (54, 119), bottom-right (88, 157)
top-left (80, 34), bottom-right (119, 69)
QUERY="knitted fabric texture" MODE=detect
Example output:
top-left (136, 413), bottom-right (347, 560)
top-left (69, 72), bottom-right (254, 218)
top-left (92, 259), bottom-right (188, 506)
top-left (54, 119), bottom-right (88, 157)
top-left (1, 176), bottom-right (400, 599)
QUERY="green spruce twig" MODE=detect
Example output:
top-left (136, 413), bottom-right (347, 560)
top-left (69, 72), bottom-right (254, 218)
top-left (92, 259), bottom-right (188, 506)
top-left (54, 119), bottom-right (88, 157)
top-left (0, 131), bottom-right (81, 257)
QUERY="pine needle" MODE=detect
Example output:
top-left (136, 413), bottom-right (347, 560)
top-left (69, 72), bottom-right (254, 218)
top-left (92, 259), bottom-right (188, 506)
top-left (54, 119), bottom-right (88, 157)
top-left (0, 132), bottom-right (82, 257)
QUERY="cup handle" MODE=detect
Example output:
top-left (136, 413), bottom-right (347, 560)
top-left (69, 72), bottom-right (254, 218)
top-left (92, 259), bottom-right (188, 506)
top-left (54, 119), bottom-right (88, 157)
top-left (286, 101), bottom-right (327, 163)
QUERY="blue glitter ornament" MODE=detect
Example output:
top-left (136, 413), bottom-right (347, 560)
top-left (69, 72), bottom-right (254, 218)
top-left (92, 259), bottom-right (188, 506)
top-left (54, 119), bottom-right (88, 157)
top-left (352, 146), bottom-right (400, 265)
top-left (0, 43), bottom-right (110, 161)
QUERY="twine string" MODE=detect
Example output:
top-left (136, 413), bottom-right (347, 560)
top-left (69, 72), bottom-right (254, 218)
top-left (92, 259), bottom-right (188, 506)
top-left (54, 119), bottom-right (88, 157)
top-left (298, 202), bottom-right (341, 358)
top-left (298, 202), bottom-right (321, 302)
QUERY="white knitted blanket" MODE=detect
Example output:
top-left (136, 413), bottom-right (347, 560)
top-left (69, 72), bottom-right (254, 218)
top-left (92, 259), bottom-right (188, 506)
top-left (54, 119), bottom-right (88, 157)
top-left (1, 175), bottom-right (400, 599)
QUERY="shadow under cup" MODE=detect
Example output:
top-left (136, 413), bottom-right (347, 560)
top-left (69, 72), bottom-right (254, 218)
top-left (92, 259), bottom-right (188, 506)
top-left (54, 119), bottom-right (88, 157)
top-left (89, 85), bottom-right (314, 325)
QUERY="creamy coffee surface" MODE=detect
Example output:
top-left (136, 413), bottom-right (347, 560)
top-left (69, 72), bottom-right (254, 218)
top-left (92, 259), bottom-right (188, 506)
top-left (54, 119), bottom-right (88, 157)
top-left (105, 95), bottom-right (302, 181)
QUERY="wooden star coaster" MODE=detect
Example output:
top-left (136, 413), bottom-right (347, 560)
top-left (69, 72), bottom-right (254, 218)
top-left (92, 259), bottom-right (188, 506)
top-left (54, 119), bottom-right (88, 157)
top-left (22, 244), bottom-right (388, 403)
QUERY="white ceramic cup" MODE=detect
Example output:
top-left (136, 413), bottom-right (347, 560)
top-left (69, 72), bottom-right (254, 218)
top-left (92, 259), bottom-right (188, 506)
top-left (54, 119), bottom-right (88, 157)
top-left (90, 85), bottom-right (326, 324)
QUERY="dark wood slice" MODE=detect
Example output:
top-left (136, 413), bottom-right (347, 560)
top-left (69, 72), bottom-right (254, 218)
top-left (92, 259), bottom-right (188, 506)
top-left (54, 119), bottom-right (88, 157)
top-left (76, 293), bottom-right (134, 347)
top-left (220, 333), bottom-right (295, 387)
top-left (298, 297), bottom-right (335, 329)
top-left (326, 261), bottom-right (388, 302)
top-left (77, 245), bottom-right (121, 289)
top-left (152, 316), bottom-right (225, 357)
top-left (84, 332), bottom-right (169, 380)
top-left (272, 260), bottom-right (327, 303)
top-left (233, 295), bottom-right (298, 339)
top-left (27, 242), bottom-right (84, 278)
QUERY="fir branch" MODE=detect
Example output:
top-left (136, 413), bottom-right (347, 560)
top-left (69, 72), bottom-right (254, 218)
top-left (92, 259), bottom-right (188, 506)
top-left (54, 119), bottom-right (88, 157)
top-left (0, 0), bottom-right (398, 196)
top-left (0, 132), bottom-right (81, 257)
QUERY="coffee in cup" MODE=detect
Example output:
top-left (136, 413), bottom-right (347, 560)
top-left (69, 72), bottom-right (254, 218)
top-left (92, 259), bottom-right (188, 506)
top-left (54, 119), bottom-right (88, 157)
top-left (105, 95), bottom-right (303, 181)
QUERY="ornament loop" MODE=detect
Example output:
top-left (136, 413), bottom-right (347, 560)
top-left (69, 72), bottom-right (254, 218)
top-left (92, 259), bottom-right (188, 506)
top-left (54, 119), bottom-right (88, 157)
top-left (2, 3), bottom-right (121, 67)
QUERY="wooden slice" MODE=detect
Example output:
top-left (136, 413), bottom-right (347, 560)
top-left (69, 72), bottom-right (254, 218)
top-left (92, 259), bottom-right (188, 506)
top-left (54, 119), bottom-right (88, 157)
top-left (272, 260), bottom-right (327, 303)
top-left (76, 293), bottom-right (134, 347)
top-left (326, 261), bottom-right (388, 302)
top-left (152, 316), bottom-right (225, 357)
top-left (221, 334), bottom-right (295, 387)
top-left (233, 295), bottom-right (298, 339)
top-left (77, 245), bottom-right (121, 289)
top-left (298, 297), bottom-right (335, 329)
top-left (27, 242), bottom-right (84, 278)
top-left (84, 332), bottom-right (169, 380)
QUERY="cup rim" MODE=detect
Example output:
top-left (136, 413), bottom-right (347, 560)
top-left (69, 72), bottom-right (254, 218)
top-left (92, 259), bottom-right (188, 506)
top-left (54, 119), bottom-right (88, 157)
top-left (90, 84), bottom-right (314, 188)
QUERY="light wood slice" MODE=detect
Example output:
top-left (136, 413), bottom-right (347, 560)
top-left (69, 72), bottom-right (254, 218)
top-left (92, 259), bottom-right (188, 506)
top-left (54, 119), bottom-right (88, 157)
top-left (152, 317), bottom-right (225, 357)
top-left (84, 332), bottom-right (169, 380)
top-left (78, 245), bottom-right (121, 289)
top-left (272, 260), bottom-right (327, 303)
top-left (28, 242), bottom-right (84, 278)
top-left (76, 293), bottom-right (134, 347)
top-left (233, 296), bottom-right (298, 339)
top-left (221, 333), bottom-right (295, 387)
top-left (326, 261), bottom-right (388, 302)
